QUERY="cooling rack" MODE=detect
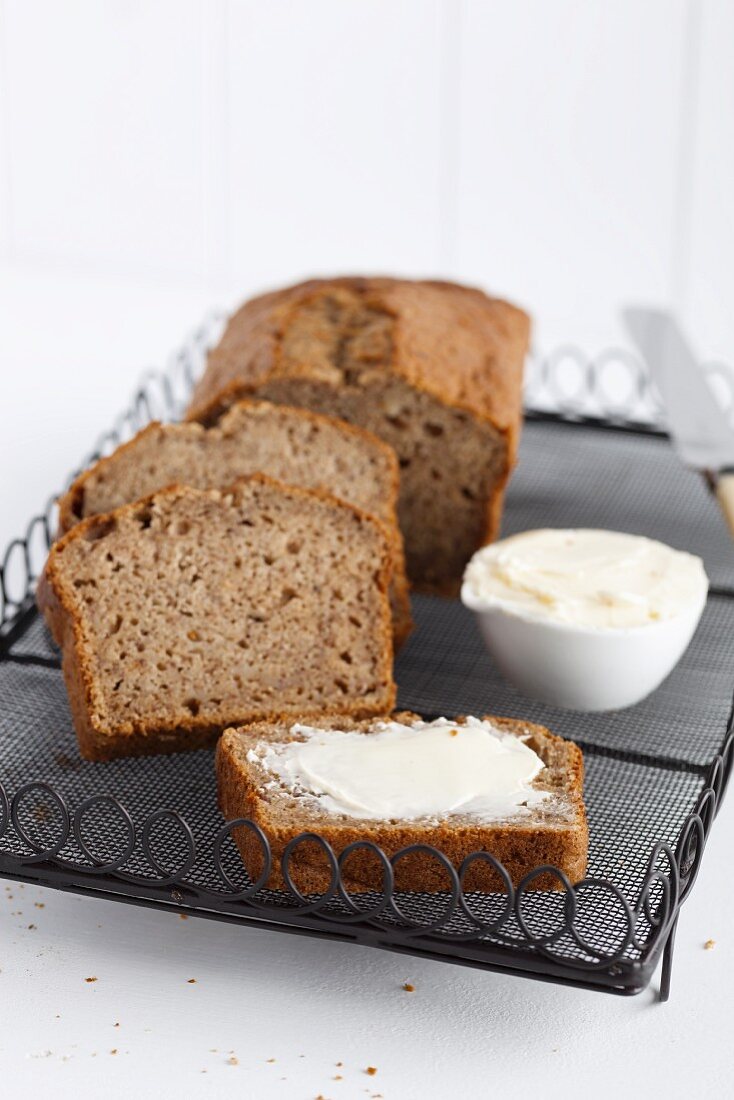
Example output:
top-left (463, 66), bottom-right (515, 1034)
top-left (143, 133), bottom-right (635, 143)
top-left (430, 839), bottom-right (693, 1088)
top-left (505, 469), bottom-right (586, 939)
top-left (1, 325), bottom-right (732, 1000)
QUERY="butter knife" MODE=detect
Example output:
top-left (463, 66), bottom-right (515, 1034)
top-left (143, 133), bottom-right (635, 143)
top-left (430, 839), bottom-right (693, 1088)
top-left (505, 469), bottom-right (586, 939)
top-left (623, 307), bottom-right (734, 540)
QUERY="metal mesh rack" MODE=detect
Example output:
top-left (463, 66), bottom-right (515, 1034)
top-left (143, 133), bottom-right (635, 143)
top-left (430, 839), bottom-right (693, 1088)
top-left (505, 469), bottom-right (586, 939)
top-left (0, 328), bottom-right (732, 1000)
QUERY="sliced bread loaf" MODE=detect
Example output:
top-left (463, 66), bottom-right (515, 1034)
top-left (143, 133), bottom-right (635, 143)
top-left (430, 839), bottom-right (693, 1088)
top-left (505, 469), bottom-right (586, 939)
top-left (38, 478), bottom-right (396, 761)
top-left (57, 400), bottom-right (412, 646)
top-left (216, 711), bottom-right (587, 893)
top-left (186, 277), bottom-right (529, 594)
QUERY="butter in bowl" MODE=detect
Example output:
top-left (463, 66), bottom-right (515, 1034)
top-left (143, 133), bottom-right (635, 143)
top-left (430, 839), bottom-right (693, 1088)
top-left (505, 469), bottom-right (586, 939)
top-left (461, 528), bottom-right (708, 711)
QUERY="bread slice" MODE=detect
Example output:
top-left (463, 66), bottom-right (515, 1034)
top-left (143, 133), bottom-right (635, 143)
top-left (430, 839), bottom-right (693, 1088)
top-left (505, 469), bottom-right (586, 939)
top-left (57, 399), bottom-right (412, 646)
top-left (216, 712), bottom-right (587, 893)
top-left (37, 477), bottom-right (396, 761)
top-left (186, 277), bottom-right (529, 594)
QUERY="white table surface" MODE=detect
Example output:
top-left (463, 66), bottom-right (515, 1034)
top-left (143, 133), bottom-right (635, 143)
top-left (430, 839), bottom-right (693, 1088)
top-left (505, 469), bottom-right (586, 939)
top-left (0, 264), bottom-right (731, 1099)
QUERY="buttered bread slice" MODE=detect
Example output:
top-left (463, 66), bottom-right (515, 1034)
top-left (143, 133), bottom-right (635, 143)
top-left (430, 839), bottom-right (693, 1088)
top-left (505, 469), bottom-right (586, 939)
top-left (217, 712), bottom-right (587, 893)
top-left (38, 477), bottom-right (396, 761)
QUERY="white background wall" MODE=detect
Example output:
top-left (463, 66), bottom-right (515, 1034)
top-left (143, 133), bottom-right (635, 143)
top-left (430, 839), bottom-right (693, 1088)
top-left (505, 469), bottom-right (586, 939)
top-left (0, 0), bottom-right (732, 536)
top-left (2, 0), bottom-right (733, 351)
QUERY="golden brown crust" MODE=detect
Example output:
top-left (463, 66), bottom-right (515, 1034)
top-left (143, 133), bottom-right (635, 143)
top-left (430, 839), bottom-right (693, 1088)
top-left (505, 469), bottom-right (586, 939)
top-left (188, 277), bottom-right (529, 438)
top-left (216, 712), bottom-right (588, 894)
top-left (38, 476), bottom-right (397, 761)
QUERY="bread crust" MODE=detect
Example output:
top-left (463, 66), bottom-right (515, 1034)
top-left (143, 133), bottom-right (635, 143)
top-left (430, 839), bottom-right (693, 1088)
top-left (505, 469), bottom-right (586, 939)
top-left (216, 712), bottom-right (588, 894)
top-left (56, 399), bottom-right (413, 647)
top-left (38, 476), bottom-right (397, 761)
top-left (185, 278), bottom-right (530, 587)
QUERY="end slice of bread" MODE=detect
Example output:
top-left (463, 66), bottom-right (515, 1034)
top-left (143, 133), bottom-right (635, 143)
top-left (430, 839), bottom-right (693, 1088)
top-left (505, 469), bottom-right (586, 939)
top-left (56, 399), bottom-right (412, 646)
top-left (38, 477), bottom-right (396, 761)
top-left (216, 712), bottom-right (588, 893)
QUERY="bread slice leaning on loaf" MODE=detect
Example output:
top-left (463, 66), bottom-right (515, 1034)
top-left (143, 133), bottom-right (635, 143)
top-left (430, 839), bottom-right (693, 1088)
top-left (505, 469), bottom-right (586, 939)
top-left (56, 399), bottom-right (412, 646)
top-left (216, 712), bottom-right (588, 893)
top-left (186, 277), bottom-right (529, 594)
top-left (38, 477), bottom-right (396, 761)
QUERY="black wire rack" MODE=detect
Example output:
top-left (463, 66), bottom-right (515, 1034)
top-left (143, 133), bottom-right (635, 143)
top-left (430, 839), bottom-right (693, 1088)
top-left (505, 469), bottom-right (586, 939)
top-left (1, 323), bottom-right (732, 1001)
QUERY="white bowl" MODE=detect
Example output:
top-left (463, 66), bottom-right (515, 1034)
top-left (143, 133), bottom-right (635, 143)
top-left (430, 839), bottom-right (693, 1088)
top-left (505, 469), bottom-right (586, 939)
top-left (461, 594), bottom-right (707, 711)
top-left (460, 527), bottom-right (709, 711)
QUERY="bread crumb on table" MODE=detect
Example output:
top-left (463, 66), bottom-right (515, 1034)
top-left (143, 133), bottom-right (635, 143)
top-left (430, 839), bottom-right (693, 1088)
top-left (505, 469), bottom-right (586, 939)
top-left (227, 1056), bottom-right (239, 1066)
top-left (84, 977), bottom-right (97, 983)
top-left (403, 982), bottom-right (415, 992)
top-left (187, 978), bottom-right (197, 984)
top-left (704, 939), bottom-right (716, 950)
top-left (365, 1066), bottom-right (378, 1076)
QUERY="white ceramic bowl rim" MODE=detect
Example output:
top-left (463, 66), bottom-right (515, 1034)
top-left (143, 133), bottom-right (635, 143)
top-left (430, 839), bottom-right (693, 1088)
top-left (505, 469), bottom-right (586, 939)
top-left (460, 586), bottom-right (709, 638)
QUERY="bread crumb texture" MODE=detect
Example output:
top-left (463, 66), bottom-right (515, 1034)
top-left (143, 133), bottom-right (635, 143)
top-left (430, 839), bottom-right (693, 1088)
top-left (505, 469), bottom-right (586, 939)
top-left (38, 479), bottom-right (395, 760)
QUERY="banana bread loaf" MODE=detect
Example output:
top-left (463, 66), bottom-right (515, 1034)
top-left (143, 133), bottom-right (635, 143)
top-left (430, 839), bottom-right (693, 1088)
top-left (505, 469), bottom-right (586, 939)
top-left (186, 277), bottom-right (530, 594)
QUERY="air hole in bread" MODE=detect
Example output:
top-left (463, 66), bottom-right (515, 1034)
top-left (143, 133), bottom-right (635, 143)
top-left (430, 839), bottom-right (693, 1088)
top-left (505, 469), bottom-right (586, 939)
top-left (134, 506), bottom-right (153, 530)
top-left (461, 486), bottom-right (477, 502)
top-left (83, 517), bottom-right (117, 542)
top-left (174, 520), bottom-right (191, 535)
top-left (263, 553), bottom-right (275, 566)
top-left (279, 587), bottom-right (297, 607)
top-left (385, 414), bottom-right (408, 431)
top-left (339, 651), bottom-right (353, 665)
top-left (286, 538), bottom-right (301, 555)
top-left (424, 422), bottom-right (444, 437)
top-left (184, 698), bottom-right (200, 717)
top-left (108, 614), bottom-right (123, 637)
top-left (71, 491), bottom-right (85, 520)
top-left (398, 457), bottom-right (411, 469)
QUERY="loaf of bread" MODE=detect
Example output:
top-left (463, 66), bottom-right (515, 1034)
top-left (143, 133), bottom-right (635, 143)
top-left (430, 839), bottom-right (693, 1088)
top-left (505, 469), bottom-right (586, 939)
top-left (38, 478), bottom-right (396, 761)
top-left (57, 399), bottom-right (412, 646)
top-left (187, 277), bottom-right (529, 594)
top-left (216, 712), bottom-right (587, 893)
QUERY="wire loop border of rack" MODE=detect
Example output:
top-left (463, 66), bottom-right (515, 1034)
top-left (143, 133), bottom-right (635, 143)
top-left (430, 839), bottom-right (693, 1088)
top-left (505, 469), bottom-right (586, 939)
top-left (1, 319), bottom-right (733, 993)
